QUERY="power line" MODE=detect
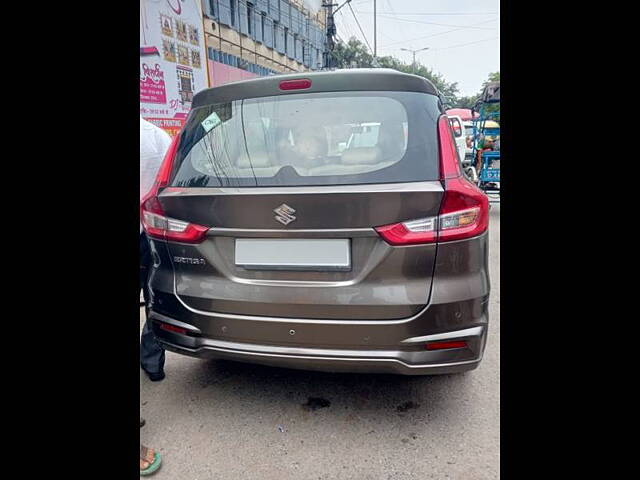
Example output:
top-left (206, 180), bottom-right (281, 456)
top-left (375, 14), bottom-right (497, 29)
top-left (381, 0), bottom-right (400, 44)
top-left (432, 36), bottom-right (499, 51)
top-left (338, 2), bottom-right (395, 44)
top-left (380, 18), bottom-right (498, 48)
top-left (390, 36), bottom-right (499, 59)
top-left (384, 0), bottom-right (399, 21)
top-left (337, 9), bottom-right (356, 41)
top-left (348, 2), bottom-right (373, 53)
top-left (356, 11), bottom-right (499, 16)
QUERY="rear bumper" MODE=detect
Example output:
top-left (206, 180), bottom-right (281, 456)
top-left (147, 231), bottom-right (490, 375)
top-left (150, 311), bottom-right (487, 375)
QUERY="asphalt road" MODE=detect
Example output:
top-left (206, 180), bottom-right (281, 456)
top-left (140, 204), bottom-right (500, 480)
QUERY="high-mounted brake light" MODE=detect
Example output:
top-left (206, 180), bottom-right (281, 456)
top-left (279, 78), bottom-right (312, 90)
top-left (375, 115), bottom-right (488, 246)
top-left (140, 133), bottom-right (209, 244)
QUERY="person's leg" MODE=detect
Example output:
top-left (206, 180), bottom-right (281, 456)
top-left (140, 234), bottom-right (166, 380)
top-left (476, 150), bottom-right (483, 175)
top-left (140, 444), bottom-right (162, 475)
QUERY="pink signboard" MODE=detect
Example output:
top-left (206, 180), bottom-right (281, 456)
top-left (208, 60), bottom-right (259, 88)
top-left (140, 63), bottom-right (167, 104)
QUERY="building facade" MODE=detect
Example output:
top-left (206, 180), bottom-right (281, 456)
top-left (202, 0), bottom-right (326, 86)
top-left (140, 0), bottom-right (326, 136)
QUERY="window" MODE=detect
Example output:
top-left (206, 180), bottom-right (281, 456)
top-left (247, 2), bottom-right (253, 36)
top-left (218, 0), bottom-right (232, 25)
top-left (295, 37), bottom-right (302, 63)
top-left (274, 21), bottom-right (285, 53)
top-left (230, 0), bottom-right (236, 27)
top-left (284, 27), bottom-right (290, 55)
top-left (346, 124), bottom-right (381, 149)
top-left (172, 91), bottom-right (441, 188)
top-left (207, 0), bottom-right (218, 18)
top-left (269, 0), bottom-right (280, 21)
top-left (263, 16), bottom-right (273, 47)
top-left (448, 117), bottom-right (463, 138)
top-left (279, 0), bottom-right (290, 28)
top-left (273, 21), bottom-right (278, 48)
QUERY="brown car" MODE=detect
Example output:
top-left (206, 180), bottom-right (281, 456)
top-left (141, 69), bottom-right (490, 375)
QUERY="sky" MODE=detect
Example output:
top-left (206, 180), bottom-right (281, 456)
top-left (329, 0), bottom-right (500, 97)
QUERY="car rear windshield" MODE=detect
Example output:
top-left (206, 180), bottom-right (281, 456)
top-left (171, 90), bottom-right (441, 188)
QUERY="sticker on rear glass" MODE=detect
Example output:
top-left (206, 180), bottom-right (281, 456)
top-left (201, 112), bottom-right (221, 132)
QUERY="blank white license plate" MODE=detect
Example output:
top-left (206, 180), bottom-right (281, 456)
top-left (235, 238), bottom-right (351, 271)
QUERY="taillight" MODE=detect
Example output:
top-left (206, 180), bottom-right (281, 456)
top-left (437, 176), bottom-right (488, 242)
top-left (375, 115), bottom-right (488, 246)
top-left (140, 133), bottom-right (209, 244)
top-left (142, 208), bottom-right (209, 243)
top-left (375, 217), bottom-right (437, 246)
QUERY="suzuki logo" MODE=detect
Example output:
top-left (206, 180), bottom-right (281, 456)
top-left (274, 204), bottom-right (296, 226)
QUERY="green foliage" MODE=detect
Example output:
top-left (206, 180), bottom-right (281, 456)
top-left (454, 96), bottom-right (478, 109)
top-left (451, 71), bottom-right (500, 115)
top-left (485, 71), bottom-right (500, 84)
top-left (330, 38), bottom-right (499, 115)
top-left (479, 71), bottom-right (500, 115)
top-left (331, 37), bottom-right (459, 104)
top-left (332, 38), bottom-right (374, 69)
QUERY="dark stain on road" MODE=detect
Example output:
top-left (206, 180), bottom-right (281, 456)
top-left (396, 401), bottom-right (420, 413)
top-left (302, 397), bottom-right (331, 411)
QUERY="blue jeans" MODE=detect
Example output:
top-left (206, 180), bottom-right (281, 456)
top-left (140, 233), bottom-right (165, 374)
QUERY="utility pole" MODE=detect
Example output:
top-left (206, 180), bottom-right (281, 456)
top-left (373, 0), bottom-right (376, 58)
top-left (322, 0), bottom-right (352, 69)
top-left (400, 47), bottom-right (429, 74)
top-left (323, 2), bottom-right (335, 69)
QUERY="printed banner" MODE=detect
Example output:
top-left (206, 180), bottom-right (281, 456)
top-left (144, 117), bottom-right (186, 138)
top-left (140, 0), bottom-right (208, 136)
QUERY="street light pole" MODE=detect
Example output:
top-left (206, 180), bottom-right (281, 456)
top-left (400, 47), bottom-right (430, 74)
top-left (373, 0), bottom-right (376, 58)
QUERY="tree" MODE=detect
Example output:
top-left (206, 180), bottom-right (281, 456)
top-left (483, 71), bottom-right (500, 87)
top-left (377, 56), bottom-right (460, 102)
top-left (478, 71), bottom-right (500, 115)
top-left (332, 38), bottom-right (374, 69)
top-left (452, 95), bottom-right (477, 110)
top-left (450, 71), bottom-right (500, 112)
top-left (331, 37), bottom-right (460, 103)
top-left (330, 38), bottom-right (498, 114)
